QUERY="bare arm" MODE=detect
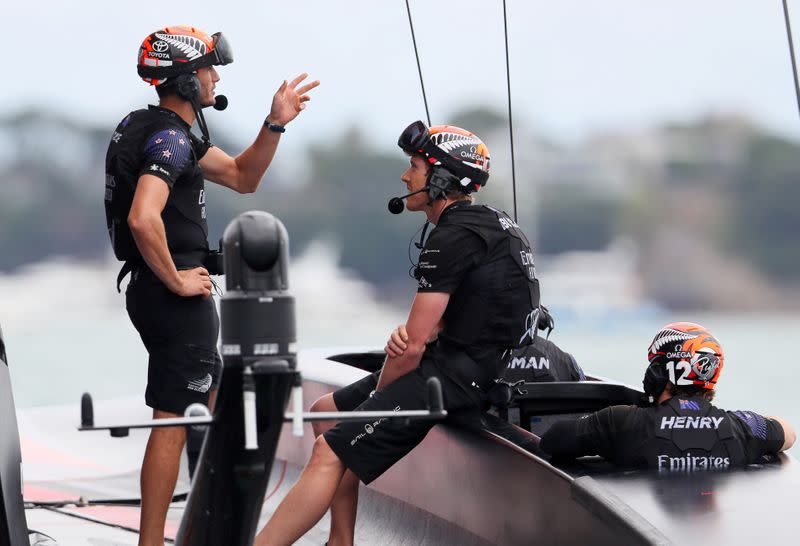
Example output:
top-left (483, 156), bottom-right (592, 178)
top-left (201, 74), bottom-right (319, 193)
top-left (768, 416), bottom-right (796, 452)
top-left (376, 292), bottom-right (449, 390)
top-left (128, 174), bottom-right (211, 297)
top-left (385, 320), bottom-right (443, 357)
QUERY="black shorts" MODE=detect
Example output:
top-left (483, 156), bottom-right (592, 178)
top-left (126, 268), bottom-right (222, 414)
top-left (332, 370), bottom-right (380, 411)
top-left (324, 357), bottom-right (483, 485)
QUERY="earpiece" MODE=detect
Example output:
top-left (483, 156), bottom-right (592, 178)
top-left (175, 73), bottom-right (201, 101)
top-left (426, 166), bottom-right (461, 204)
top-left (643, 363), bottom-right (669, 402)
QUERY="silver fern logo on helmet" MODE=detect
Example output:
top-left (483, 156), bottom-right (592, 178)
top-left (155, 32), bottom-right (207, 60)
top-left (432, 132), bottom-right (480, 152)
top-left (648, 328), bottom-right (697, 355)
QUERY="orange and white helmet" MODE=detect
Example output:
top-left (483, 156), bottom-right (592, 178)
top-left (137, 25), bottom-right (233, 86)
top-left (398, 120), bottom-right (490, 193)
top-left (646, 322), bottom-right (724, 394)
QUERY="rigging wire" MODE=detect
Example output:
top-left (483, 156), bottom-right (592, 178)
top-left (502, 0), bottom-right (519, 222)
top-left (404, 0), bottom-right (432, 126)
top-left (403, 0), bottom-right (519, 220)
top-left (782, 0), bottom-right (800, 118)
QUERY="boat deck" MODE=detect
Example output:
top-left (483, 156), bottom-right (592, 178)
top-left (16, 349), bottom-right (800, 545)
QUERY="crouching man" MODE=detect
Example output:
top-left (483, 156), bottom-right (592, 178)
top-left (540, 322), bottom-right (795, 471)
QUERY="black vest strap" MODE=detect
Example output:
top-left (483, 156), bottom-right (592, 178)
top-left (116, 260), bottom-right (143, 293)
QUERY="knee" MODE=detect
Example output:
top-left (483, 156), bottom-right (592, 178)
top-left (310, 394), bottom-right (337, 436)
top-left (310, 393), bottom-right (337, 413)
top-left (309, 435), bottom-right (343, 472)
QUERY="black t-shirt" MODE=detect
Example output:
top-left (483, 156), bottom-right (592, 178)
top-left (415, 219), bottom-right (486, 294)
top-left (105, 105), bottom-right (211, 268)
top-left (544, 402), bottom-right (784, 468)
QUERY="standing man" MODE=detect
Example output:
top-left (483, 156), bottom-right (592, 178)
top-left (255, 121), bottom-right (540, 546)
top-left (540, 322), bottom-right (796, 470)
top-left (104, 25), bottom-right (318, 546)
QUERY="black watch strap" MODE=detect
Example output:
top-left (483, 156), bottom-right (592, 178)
top-left (264, 119), bottom-right (286, 133)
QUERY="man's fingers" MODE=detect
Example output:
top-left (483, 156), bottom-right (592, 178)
top-left (289, 73), bottom-right (309, 88)
top-left (196, 267), bottom-right (210, 277)
top-left (299, 95), bottom-right (312, 103)
top-left (277, 80), bottom-right (288, 92)
top-left (297, 80), bottom-right (320, 95)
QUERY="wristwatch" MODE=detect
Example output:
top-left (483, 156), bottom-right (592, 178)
top-left (264, 119), bottom-right (286, 133)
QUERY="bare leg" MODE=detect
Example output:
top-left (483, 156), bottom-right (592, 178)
top-left (310, 394), bottom-right (360, 546)
top-left (327, 472), bottom-right (360, 546)
top-left (138, 410), bottom-right (186, 546)
top-left (255, 436), bottom-right (346, 546)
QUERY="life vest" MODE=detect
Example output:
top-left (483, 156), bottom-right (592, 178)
top-left (502, 337), bottom-right (584, 383)
top-left (436, 204), bottom-right (540, 349)
top-left (641, 396), bottom-right (746, 473)
top-left (105, 107), bottom-right (210, 287)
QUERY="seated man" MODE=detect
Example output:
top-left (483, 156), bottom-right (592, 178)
top-left (255, 121), bottom-right (540, 546)
top-left (540, 322), bottom-right (795, 471)
top-left (502, 335), bottom-right (584, 383)
top-left (501, 307), bottom-right (584, 384)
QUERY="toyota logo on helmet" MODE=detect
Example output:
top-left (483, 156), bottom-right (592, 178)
top-left (137, 25), bottom-right (234, 86)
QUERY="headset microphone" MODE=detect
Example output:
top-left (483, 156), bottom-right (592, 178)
top-left (388, 197), bottom-right (405, 214)
top-left (213, 95), bottom-right (229, 111)
top-left (387, 187), bottom-right (429, 214)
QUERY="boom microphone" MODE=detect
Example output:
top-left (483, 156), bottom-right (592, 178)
top-left (387, 187), bottom-right (428, 214)
top-left (213, 95), bottom-right (229, 111)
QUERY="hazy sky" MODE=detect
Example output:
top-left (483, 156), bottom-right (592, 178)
top-left (6, 1), bottom-right (800, 154)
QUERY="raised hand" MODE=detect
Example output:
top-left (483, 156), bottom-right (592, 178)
top-left (268, 73), bottom-right (320, 126)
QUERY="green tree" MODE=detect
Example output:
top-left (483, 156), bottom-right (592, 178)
top-left (726, 135), bottom-right (800, 281)
top-left (536, 185), bottom-right (620, 254)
